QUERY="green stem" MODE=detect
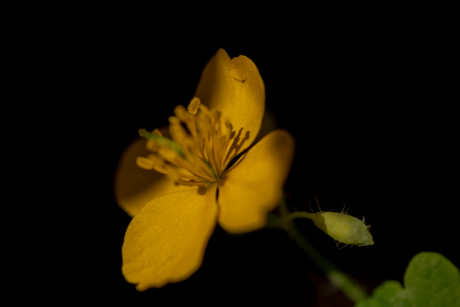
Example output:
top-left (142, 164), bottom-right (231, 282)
top-left (272, 198), bottom-right (369, 303)
top-left (287, 211), bottom-right (316, 221)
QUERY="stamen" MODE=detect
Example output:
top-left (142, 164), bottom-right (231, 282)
top-left (173, 105), bottom-right (192, 123)
top-left (194, 110), bottom-right (214, 169)
top-left (174, 105), bottom-right (205, 159)
top-left (136, 97), bottom-right (251, 186)
top-left (168, 116), bottom-right (198, 154)
top-left (206, 113), bottom-right (220, 174)
top-left (187, 97), bottom-right (200, 114)
top-left (159, 146), bottom-right (215, 182)
top-left (152, 129), bottom-right (162, 136)
top-left (136, 156), bottom-right (154, 170)
top-left (221, 128), bottom-right (250, 171)
top-left (183, 150), bottom-right (216, 179)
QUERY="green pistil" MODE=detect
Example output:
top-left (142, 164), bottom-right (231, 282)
top-left (138, 129), bottom-right (184, 157)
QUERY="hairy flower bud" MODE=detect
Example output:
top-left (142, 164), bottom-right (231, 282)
top-left (310, 212), bottom-right (374, 246)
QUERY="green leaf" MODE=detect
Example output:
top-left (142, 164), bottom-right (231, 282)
top-left (355, 252), bottom-right (460, 307)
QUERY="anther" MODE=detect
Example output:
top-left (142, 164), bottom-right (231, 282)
top-left (152, 129), bottom-right (162, 136)
top-left (174, 105), bottom-right (191, 123)
top-left (136, 156), bottom-right (154, 170)
top-left (187, 97), bottom-right (201, 115)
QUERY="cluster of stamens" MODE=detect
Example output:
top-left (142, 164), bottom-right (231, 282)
top-left (136, 97), bottom-right (249, 186)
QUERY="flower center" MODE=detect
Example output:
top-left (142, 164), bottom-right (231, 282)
top-left (136, 97), bottom-right (249, 186)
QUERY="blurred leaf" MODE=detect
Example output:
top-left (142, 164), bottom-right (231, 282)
top-left (355, 252), bottom-right (460, 307)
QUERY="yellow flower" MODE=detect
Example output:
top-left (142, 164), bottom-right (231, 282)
top-left (114, 49), bottom-right (294, 291)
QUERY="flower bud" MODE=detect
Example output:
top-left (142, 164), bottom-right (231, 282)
top-left (311, 212), bottom-right (374, 246)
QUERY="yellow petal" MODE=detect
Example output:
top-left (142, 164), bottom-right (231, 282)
top-left (114, 137), bottom-right (193, 217)
top-left (194, 48), bottom-right (265, 154)
top-left (122, 184), bottom-right (218, 291)
top-left (217, 130), bottom-right (294, 233)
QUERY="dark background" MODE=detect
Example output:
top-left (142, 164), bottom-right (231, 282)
top-left (30, 10), bottom-right (457, 307)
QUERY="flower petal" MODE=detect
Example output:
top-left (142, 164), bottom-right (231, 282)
top-left (122, 184), bottom-right (218, 291)
top-left (114, 137), bottom-right (193, 217)
top-left (194, 48), bottom-right (265, 153)
top-left (217, 130), bottom-right (294, 233)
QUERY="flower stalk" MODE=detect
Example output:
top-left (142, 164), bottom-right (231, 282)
top-left (267, 198), bottom-right (369, 303)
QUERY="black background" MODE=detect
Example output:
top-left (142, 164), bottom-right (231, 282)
top-left (28, 9), bottom-right (458, 307)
